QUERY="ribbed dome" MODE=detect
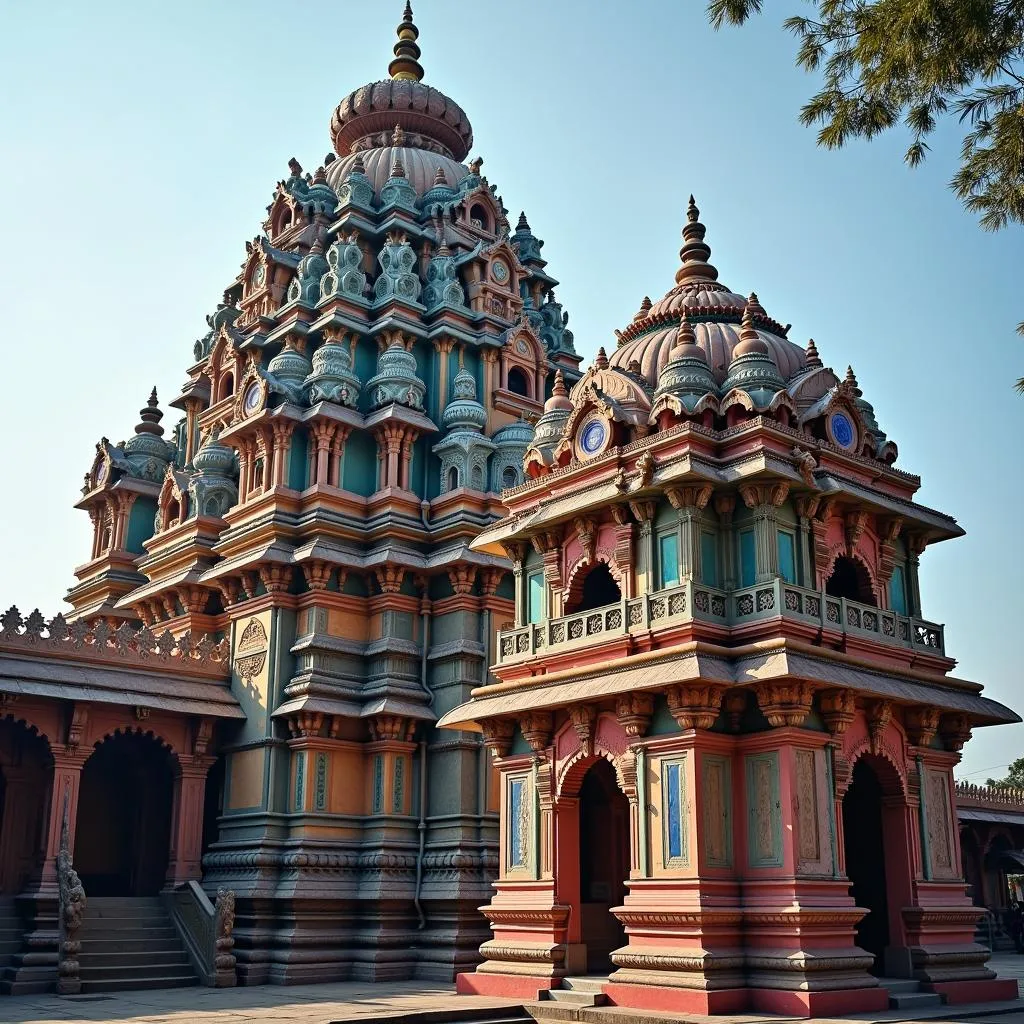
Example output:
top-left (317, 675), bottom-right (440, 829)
top-left (611, 322), bottom-right (804, 386)
top-left (329, 79), bottom-right (473, 163)
top-left (326, 146), bottom-right (468, 197)
top-left (609, 198), bottom-right (806, 387)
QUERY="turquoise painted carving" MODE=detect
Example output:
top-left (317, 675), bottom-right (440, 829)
top-left (304, 332), bottom-right (362, 408)
top-left (294, 751), bottom-right (306, 812)
top-left (367, 336), bottom-right (426, 410)
top-left (372, 754), bottom-right (384, 814)
top-left (373, 236), bottom-right (421, 305)
top-left (319, 233), bottom-right (367, 303)
top-left (315, 753), bottom-right (328, 811)
top-left (392, 756), bottom-right (404, 813)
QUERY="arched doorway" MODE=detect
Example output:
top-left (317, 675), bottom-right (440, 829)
top-left (566, 562), bottom-right (622, 615)
top-left (74, 732), bottom-right (175, 896)
top-left (826, 555), bottom-right (876, 605)
top-left (578, 758), bottom-right (630, 972)
top-left (843, 759), bottom-right (889, 963)
top-left (841, 756), bottom-right (914, 975)
top-left (0, 719), bottom-right (52, 894)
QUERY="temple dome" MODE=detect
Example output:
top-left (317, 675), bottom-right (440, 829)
top-left (609, 198), bottom-right (806, 386)
top-left (327, 145), bottom-right (468, 197)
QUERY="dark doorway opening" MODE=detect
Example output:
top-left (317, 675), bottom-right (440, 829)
top-left (75, 732), bottom-right (174, 896)
top-left (0, 719), bottom-right (53, 895)
top-left (578, 758), bottom-right (630, 973)
top-left (826, 555), bottom-right (876, 605)
top-left (201, 755), bottom-right (226, 862)
top-left (843, 759), bottom-right (890, 966)
top-left (568, 562), bottom-right (622, 615)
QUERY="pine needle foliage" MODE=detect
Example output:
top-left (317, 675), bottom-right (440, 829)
top-left (707, 1), bottom-right (1024, 385)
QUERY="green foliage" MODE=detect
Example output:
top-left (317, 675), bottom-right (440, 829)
top-left (707, 0), bottom-right (1024, 380)
top-left (987, 756), bottom-right (1024, 789)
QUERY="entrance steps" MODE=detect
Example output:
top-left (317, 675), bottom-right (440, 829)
top-left (879, 977), bottom-right (944, 1010)
top-left (78, 897), bottom-right (198, 993)
top-left (0, 900), bottom-right (21, 973)
top-left (539, 976), bottom-right (608, 1008)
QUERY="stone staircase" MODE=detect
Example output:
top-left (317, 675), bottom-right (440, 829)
top-left (879, 977), bottom-right (944, 1010)
top-left (0, 900), bottom-right (22, 976)
top-left (537, 976), bottom-right (609, 1009)
top-left (78, 897), bottom-right (199, 993)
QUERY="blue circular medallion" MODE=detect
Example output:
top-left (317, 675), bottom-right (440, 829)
top-left (830, 411), bottom-right (855, 449)
top-left (580, 419), bottom-right (606, 456)
top-left (244, 382), bottom-right (262, 415)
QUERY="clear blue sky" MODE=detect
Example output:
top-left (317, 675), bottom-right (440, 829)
top-left (1, 1), bottom-right (1020, 781)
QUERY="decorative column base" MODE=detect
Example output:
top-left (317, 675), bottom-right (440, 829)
top-left (902, 882), bottom-right (1017, 1001)
top-left (741, 879), bottom-right (888, 1016)
top-left (455, 882), bottom-right (569, 1000)
top-left (603, 878), bottom-right (744, 1011)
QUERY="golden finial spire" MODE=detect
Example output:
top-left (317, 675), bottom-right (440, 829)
top-left (389, 3), bottom-right (424, 82)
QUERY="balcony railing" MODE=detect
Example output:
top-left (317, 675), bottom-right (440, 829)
top-left (496, 578), bottom-right (945, 665)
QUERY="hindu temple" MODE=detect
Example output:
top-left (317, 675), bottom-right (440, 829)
top-left (0, 4), bottom-right (1019, 1016)
top-left (439, 207), bottom-right (1021, 1013)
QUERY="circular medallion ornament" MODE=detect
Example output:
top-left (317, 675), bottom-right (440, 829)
top-left (577, 415), bottom-right (609, 460)
top-left (253, 264), bottom-right (266, 288)
top-left (516, 338), bottom-right (529, 355)
top-left (243, 381), bottom-right (263, 417)
top-left (491, 259), bottom-right (509, 283)
top-left (828, 410), bottom-right (857, 450)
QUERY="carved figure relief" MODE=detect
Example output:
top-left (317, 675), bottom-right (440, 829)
top-left (235, 617), bottom-right (268, 682)
top-left (795, 748), bottom-right (821, 867)
top-left (926, 769), bottom-right (954, 876)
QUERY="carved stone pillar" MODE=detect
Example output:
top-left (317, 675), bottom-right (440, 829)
top-left (270, 421), bottom-right (295, 488)
top-left (794, 495), bottom-right (820, 589)
top-left (531, 531), bottom-right (563, 618)
top-left (629, 501), bottom-right (655, 595)
top-left (166, 756), bottom-right (215, 887)
top-left (714, 492), bottom-right (736, 589)
top-left (907, 533), bottom-right (926, 616)
top-left (739, 482), bottom-right (789, 584)
top-left (502, 541), bottom-right (527, 626)
top-left (39, 751), bottom-right (89, 892)
top-left (434, 337), bottom-right (455, 412)
top-left (667, 484), bottom-right (713, 580)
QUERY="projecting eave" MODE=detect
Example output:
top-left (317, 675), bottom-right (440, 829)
top-left (815, 474), bottom-right (963, 542)
top-left (437, 641), bottom-right (1019, 732)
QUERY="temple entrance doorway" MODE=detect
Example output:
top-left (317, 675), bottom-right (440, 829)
top-left (842, 758), bottom-right (894, 971)
top-left (0, 719), bottom-right (52, 894)
top-left (74, 732), bottom-right (175, 896)
top-left (578, 758), bottom-right (630, 972)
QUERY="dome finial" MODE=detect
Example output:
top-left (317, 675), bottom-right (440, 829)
top-left (389, 2), bottom-right (424, 82)
top-left (675, 194), bottom-right (719, 285)
top-left (844, 365), bottom-right (863, 397)
top-left (595, 346), bottom-right (609, 369)
top-left (805, 338), bottom-right (822, 368)
top-left (135, 387), bottom-right (165, 437)
top-left (544, 369), bottom-right (573, 413)
top-left (732, 298), bottom-right (769, 357)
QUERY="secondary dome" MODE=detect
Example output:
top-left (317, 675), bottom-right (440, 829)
top-left (326, 6), bottom-right (473, 196)
top-left (610, 197), bottom-right (806, 385)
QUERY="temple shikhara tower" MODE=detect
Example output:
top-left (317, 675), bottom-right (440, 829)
top-left (441, 201), bottom-right (1020, 1013)
top-left (0, 4), bottom-right (1019, 1015)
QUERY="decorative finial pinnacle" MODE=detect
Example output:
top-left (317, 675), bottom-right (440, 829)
top-left (687, 195), bottom-right (699, 222)
top-left (390, 2), bottom-right (424, 82)
top-left (595, 346), bottom-right (609, 369)
top-left (433, 166), bottom-right (447, 186)
top-left (516, 211), bottom-right (530, 231)
top-left (676, 313), bottom-right (696, 347)
top-left (148, 387), bottom-right (158, 406)
top-left (390, 153), bottom-right (406, 178)
top-left (552, 369), bottom-right (567, 397)
top-left (676, 194), bottom-right (718, 285)
top-left (805, 338), bottom-right (822, 367)
top-left (351, 153), bottom-right (365, 175)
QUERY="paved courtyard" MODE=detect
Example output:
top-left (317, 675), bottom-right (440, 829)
top-left (0, 956), bottom-right (1021, 1024)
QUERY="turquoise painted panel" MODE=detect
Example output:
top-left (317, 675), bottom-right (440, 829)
top-left (372, 754), bottom-right (384, 813)
top-left (288, 430), bottom-right (308, 491)
top-left (777, 530), bottom-right (796, 584)
top-left (510, 725), bottom-right (533, 755)
top-left (701, 531), bottom-right (718, 587)
top-left (745, 751), bottom-right (783, 868)
top-left (125, 498), bottom-right (157, 555)
top-left (659, 531), bottom-right (680, 588)
top-left (342, 430), bottom-right (378, 496)
top-left (392, 756), bottom-right (405, 813)
top-left (647, 696), bottom-right (678, 736)
top-left (314, 753), bottom-right (327, 811)
top-left (528, 571), bottom-right (544, 624)
top-left (294, 751), bottom-right (306, 812)
top-left (662, 756), bottom-right (688, 866)
top-left (507, 774), bottom-right (531, 870)
top-left (890, 565), bottom-right (908, 615)
top-left (739, 529), bottom-right (756, 587)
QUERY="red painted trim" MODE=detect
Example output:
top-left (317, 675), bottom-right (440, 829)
top-left (928, 977), bottom-right (1020, 1004)
top-left (603, 982), bottom-right (747, 1014)
top-left (748, 985), bottom-right (890, 1016)
top-left (455, 971), bottom-right (555, 999)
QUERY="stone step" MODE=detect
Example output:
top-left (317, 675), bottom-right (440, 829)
top-left (78, 938), bottom-right (184, 955)
top-left (78, 949), bottom-right (192, 968)
top-left (80, 974), bottom-right (197, 993)
top-left (560, 976), bottom-right (608, 994)
top-left (79, 960), bottom-right (193, 980)
top-left (545, 989), bottom-right (607, 1006)
top-left (889, 991), bottom-right (945, 1010)
top-left (81, 925), bottom-right (178, 940)
top-left (881, 978), bottom-right (922, 994)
